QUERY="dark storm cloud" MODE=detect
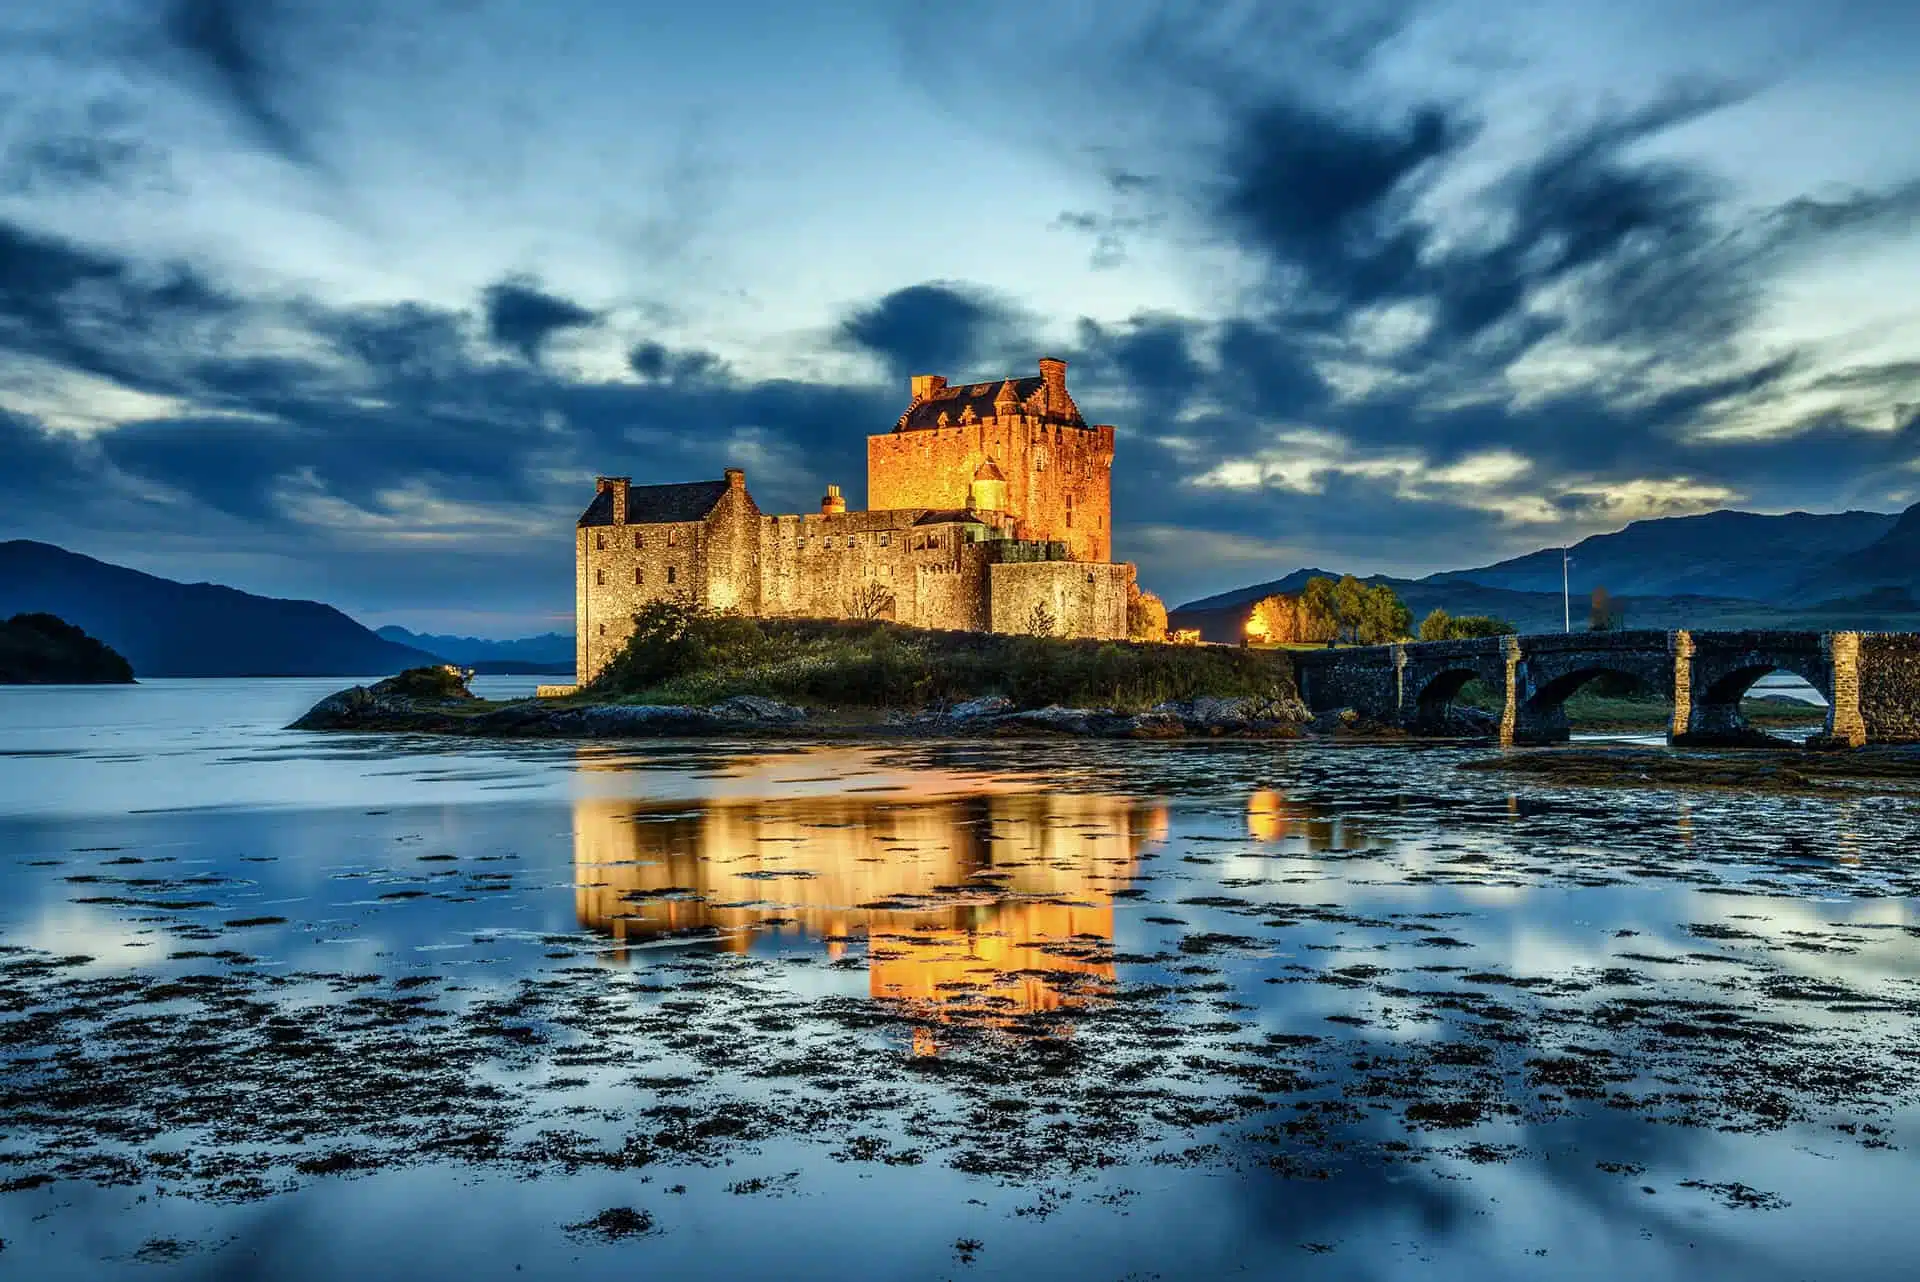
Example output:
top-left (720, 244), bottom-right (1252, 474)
top-left (0, 215), bottom-right (239, 393)
top-left (1219, 100), bottom-right (1463, 317)
top-left (159, 0), bottom-right (315, 167)
top-left (627, 340), bottom-right (726, 385)
top-left (481, 275), bottom-right (601, 364)
top-left (0, 217), bottom-right (902, 605)
top-left (837, 282), bottom-right (1030, 379)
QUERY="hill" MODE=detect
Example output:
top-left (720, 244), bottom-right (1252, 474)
top-left (0, 541), bottom-right (439, 677)
top-left (1799, 504), bottom-right (1920, 604)
top-left (1429, 508), bottom-right (1899, 600)
top-left (0, 612), bottom-right (135, 683)
top-left (1170, 502), bottom-right (1920, 640)
top-left (376, 626), bottom-right (575, 671)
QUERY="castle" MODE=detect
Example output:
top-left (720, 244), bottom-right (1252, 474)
top-left (575, 358), bottom-right (1132, 681)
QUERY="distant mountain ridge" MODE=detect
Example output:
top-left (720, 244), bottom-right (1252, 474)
top-left (0, 541), bottom-right (439, 677)
top-left (1169, 502), bottom-right (1920, 641)
top-left (1429, 508), bottom-right (1900, 603)
top-left (376, 626), bottom-right (575, 668)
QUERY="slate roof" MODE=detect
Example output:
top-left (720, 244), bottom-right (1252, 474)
top-left (577, 479), bottom-right (729, 527)
top-left (896, 375), bottom-right (1085, 431)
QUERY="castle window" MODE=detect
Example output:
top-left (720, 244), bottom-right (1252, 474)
top-left (634, 567), bottom-right (644, 586)
top-left (633, 530), bottom-right (644, 549)
top-left (667, 566), bottom-right (677, 584)
top-left (879, 532), bottom-right (890, 547)
top-left (595, 568), bottom-right (605, 585)
top-left (668, 528), bottom-right (681, 547)
top-left (595, 532), bottom-right (606, 550)
top-left (598, 623), bottom-right (605, 636)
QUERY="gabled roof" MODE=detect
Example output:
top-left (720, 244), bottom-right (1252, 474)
top-left (973, 457), bottom-right (1008, 482)
top-left (578, 479), bottom-right (730, 527)
top-left (896, 375), bottom-right (1085, 431)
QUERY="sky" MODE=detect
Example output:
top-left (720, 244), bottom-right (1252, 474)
top-left (0, 0), bottom-right (1915, 635)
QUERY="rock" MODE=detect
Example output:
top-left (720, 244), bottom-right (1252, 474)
top-left (1124, 709), bottom-right (1186, 738)
top-left (707, 694), bottom-right (807, 725)
top-left (949, 695), bottom-right (1014, 721)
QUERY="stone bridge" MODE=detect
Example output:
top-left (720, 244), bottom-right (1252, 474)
top-left (1289, 630), bottom-right (1920, 746)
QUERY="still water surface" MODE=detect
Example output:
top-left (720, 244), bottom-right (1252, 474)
top-left (1, 680), bottom-right (1916, 1279)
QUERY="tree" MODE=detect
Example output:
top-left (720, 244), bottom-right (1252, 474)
top-left (1448, 614), bottom-right (1517, 638)
top-left (1589, 587), bottom-right (1623, 631)
top-left (1300, 576), bottom-right (1340, 642)
top-left (1356, 583), bottom-right (1412, 644)
top-left (1332, 575), bottom-right (1370, 642)
top-left (1421, 609), bottom-right (1516, 641)
top-left (1023, 600), bottom-right (1059, 637)
top-left (1126, 579), bottom-right (1168, 642)
top-left (851, 581), bottom-right (896, 620)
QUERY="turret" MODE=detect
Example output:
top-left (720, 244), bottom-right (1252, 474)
top-left (821, 484), bottom-right (846, 515)
top-left (968, 458), bottom-right (1008, 514)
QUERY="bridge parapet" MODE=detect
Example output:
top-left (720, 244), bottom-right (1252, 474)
top-left (1284, 628), bottom-right (1920, 747)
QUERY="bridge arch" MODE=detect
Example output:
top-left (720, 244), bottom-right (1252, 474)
top-left (1676, 633), bottom-right (1835, 744)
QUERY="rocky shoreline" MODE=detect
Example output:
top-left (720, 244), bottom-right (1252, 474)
top-left (288, 670), bottom-right (1439, 740)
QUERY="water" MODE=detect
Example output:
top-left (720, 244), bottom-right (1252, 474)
top-left (2, 681), bottom-right (1917, 1280)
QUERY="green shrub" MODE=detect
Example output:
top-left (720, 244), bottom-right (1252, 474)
top-left (586, 602), bottom-right (1299, 712)
top-left (382, 665), bottom-right (474, 699)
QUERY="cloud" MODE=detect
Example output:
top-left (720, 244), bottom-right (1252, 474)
top-left (158, 0), bottom-right (315, 167)
top-left (480, 275), bottom-right (600, 365)
top-left (837, 282), bottom-right (1032, 380)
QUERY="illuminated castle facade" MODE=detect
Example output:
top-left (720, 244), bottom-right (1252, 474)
top-left (575, 358), bottom-right (1131, 681)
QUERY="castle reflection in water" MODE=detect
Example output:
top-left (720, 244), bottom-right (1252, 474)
top-left (571, 753), bottom-right (1358, 1049)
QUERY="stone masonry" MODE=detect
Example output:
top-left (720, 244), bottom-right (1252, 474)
top-left (575, 359), bottom-right (1130, 682)
top-left (1290, 629), bottom-right (1920, 747)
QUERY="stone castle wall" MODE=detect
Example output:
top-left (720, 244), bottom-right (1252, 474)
top-left (987, 561), bottom-right (1131, 640)
top-left (867, 418), bottom-right (1115, 563)
top-left (576, 361), bottom-right (1127, 683)
top-left (577, 514), bottom-right (716, 683)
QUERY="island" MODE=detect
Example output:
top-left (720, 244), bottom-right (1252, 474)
top-left (291, 608), bottom-right (1318, 739)
top-left (0, 612), bottom-right (135, 684)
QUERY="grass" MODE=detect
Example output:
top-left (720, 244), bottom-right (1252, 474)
top-left (582, 603), bottom-right (1301, 712)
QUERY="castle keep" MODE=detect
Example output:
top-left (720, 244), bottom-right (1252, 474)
top-left (575, 358), bottom-right (1131, 681)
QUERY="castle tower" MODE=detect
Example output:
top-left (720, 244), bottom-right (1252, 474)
top-left (867, 358), bottom-right (1114, 562)
top-left (820, 484), bottom-right (846, 515)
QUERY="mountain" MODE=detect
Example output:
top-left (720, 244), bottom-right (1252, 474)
top-left (376, 626), bottom-right (575, 669)
top-left (1169, 502), bottom-right (1920, 641)
top-left (0, 541), bottom-right (440, 677)
top-left (1799, 503), bottom-right (1920, 604)
top-left (1175, 569), bottom-right (1342, 614)
top-left (1428, 509), bottom-right (1898, 601)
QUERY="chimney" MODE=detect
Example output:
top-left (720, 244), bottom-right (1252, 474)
top-left (597, 475), bottom-right (632, 524)
top-left (821, 483), bottom-right (846, 515)
top-left (1038, 358), bottom-right (1067, 414)
top-left (909, 374), bottom-right (947, 402)
top-left (724, 467), bottom-right (744, 491)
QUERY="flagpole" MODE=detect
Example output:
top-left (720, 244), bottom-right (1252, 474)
top-left (1562, 547), bottom-right (1570, 633)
